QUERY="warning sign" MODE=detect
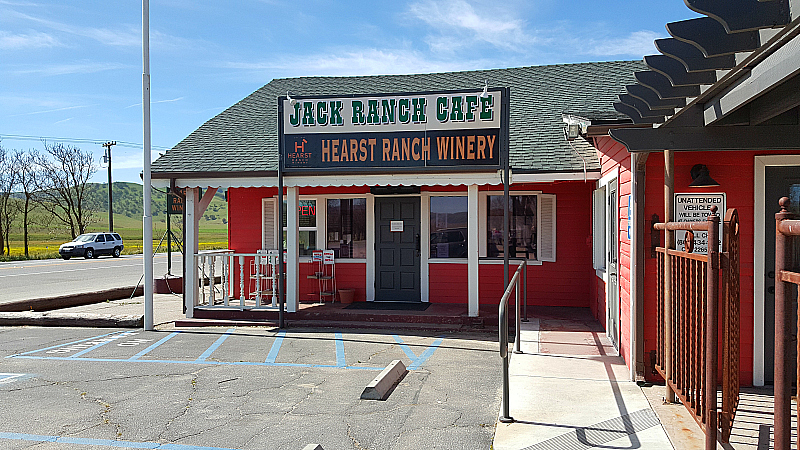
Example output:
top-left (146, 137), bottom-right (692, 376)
top-left (674, 193), bottom-right (725, 253)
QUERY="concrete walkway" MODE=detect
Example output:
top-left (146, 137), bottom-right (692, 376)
top-left (53, 292), bottom-right (187, 328)
top-left (492, 315), bottom-right (675, 450)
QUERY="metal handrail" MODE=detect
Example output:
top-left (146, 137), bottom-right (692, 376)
top-left (499, 259), bottom-right (526, 423)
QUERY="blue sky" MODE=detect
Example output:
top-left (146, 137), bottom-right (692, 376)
top-left (0, 0), bottom-right (698, 184)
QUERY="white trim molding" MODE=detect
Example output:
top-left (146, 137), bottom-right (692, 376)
top-left (753, 154), bottom-right (800, 386)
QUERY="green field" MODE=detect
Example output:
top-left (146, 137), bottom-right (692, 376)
top-left (2, 213), bottom-right (227, 261)
top-left (1, 182), bottom-right (228, 261)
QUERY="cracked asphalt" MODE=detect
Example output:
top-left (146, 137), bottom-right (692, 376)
top-left (0, 326), bottom-right (500, 449)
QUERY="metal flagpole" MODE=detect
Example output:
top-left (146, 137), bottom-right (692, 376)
top-left (142, 0), bottom-right (154, 330)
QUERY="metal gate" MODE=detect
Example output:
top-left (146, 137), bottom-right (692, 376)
top-left (773, 197), bottom-right (800, 450)
top-left (654, 206), bottom-right (740, 449)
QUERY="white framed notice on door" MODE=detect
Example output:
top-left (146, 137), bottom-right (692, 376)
top-left (390, 220), bottom-right (404, 232)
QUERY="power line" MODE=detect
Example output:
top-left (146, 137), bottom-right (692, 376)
top-left (0, 134), bottom-right (171, 151)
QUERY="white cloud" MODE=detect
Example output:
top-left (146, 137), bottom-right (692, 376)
top-left (5, 104), bottom-right (94, 118)
top-left (583, 30), bottom-right (661, 57)
top-left (0, 30), bottom-right (61, 49)
top-left (6, 9), bottom-right (141, 47)
top-left (223, 48), bottom-right (486, 78)
top-left (408, 0), bottom-right (537, 53)
top-left (125, 97), bottom-right (185, 109)
top-left (9, 61), bottom-right (130, 76)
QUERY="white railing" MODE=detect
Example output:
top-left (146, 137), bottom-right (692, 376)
top-left (195, 250), bottom-right (280, 309)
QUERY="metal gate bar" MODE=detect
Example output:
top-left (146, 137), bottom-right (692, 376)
top-left (774, 197), bottom-right (800, 450)
top-left (654, 206), bottom-right (740, 449)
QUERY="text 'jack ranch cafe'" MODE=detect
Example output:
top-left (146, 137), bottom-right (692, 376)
top-left (280, 90), bottom-right (505, 171)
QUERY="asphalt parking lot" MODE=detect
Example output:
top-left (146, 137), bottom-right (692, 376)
top-left (0, 325), bottom-right (500, 449)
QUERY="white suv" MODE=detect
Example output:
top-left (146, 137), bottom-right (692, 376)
top-left (59, 232), bottom-right (124, 260)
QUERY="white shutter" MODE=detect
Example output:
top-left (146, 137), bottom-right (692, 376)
top-left (538, 194), bottom-right (556, 262)
top-left (592, 187), bottom-right (606, 270)
top-left (262, 198), bottom-right (277, 250)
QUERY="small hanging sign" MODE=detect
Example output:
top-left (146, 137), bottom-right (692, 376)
top-left (390, 220), bottom-right (404, 232)
top-left (674, 193), bottom-right (726, 253)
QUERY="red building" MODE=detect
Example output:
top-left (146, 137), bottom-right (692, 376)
top-left (151, 0), bottom-right (800, 393)
top-left (151, 61), bottom-right (641, 358)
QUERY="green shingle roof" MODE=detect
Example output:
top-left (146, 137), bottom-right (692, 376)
top-left (152, 60), bottom-right (644, 176)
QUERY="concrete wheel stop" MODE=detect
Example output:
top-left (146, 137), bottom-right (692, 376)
top-left (360, 359), bottom-right (408, 400)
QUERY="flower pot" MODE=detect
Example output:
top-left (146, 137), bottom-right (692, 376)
top-left (338, 288), bottom-right (355, 304)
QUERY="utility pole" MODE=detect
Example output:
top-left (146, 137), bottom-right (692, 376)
top-left (102, 141), bottom-right (117, 231)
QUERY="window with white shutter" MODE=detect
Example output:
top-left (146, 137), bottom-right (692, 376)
top-left (593, 187), bottom-right (606, 270)
top-left (262, 198), bottom-right (277, 250)
top-left (538, 194), bottom-right (556, 262)
top-left (484, 193), bottom-right (556, 262)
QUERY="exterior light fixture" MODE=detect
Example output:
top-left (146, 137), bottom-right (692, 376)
top-left (480, 80), bottom-right (489, 98)
top-left (565, 123), bottom-right (580, 140)
top-left (688, 164), bottom-right (720, 187)
top-left (287, 91), bottom-right (296, 106)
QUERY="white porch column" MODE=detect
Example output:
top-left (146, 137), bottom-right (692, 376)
top-left (468, 184), bottom-right (480, 317)
top-left (286, 186), bottom-right (300, 312)
top-left (184, 187), bottom-right (199, 318)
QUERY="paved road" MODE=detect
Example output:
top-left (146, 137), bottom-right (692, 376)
top-left (0, 325), bottom-right (500, 449)
top-left (0, 253), bottom-right (184, 303)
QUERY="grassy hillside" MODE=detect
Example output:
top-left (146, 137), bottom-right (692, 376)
top-left (2, 182), bottom-right (228, 260)
top-left (85, 182), bottom-right (228, 225)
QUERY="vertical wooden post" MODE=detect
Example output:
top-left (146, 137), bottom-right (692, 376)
top-left (664, 149), bottom-right (675, 402)
top-left (774, 197), bottom-right (793, 450)
top-left (705, 206), bottom-right (720, 450)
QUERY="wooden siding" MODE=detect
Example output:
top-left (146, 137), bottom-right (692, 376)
top-left (228, 181), bottom-right (594, 307)
top-left (594, 136), bottom-right (634, 368)
top-left (643, 149), bottom-right (798, 387)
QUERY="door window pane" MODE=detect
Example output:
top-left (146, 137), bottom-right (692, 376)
top-left (327, 198), bottom-right (366, 258)
top-left (281, 199), bottom-right (317, 256)
top-left (282, 230), bottom-right (317, 256)
top-left (430, 196), bottom-right (468, 258)
top-left (487, 195), bottom-right (537, 259)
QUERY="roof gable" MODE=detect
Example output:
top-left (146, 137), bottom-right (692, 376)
top-left (153, 60), bottom-right (644, 176)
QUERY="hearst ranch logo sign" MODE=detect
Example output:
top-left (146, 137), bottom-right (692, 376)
top-left (281, 90), bottom-right (503, 170)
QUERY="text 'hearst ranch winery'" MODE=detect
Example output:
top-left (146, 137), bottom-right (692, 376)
top-left (282, 90), bottom-right (504, 170)
top-left (313, 134), bottom-right (497, 163)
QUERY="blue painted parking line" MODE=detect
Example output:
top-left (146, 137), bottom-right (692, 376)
top-left (264, 330), bottom-right (285, 363)
top-left (392, 335), bottom-right (445, 370)
top-left (9, 331), bottom-right (125, 356)
top-left (129, 332), bottom-right (181, 361)
top-left (5, 355), bottom-right (386, 370)
top-left (0, 373), bottom-right (28, 385)
top-left (7, 329), bottom-right (442, 371)
top-left (335, 332), bottom-right (346, 367)
top-left (195, 328), bottom-right (235, 362)
top-left (70, 330), bottom-right (138, 357)
top-left (0, 431), bottom-right (239, 449)
top-left (408, 337), bottom-right (444, 370)
top-left (392, 335), bottom-right (419, 361)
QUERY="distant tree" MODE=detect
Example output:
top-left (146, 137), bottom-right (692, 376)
top-left (34, 142), bottom-right (97, 239)
top-left (0, 145), bottom-right (16, 255)
top-left (13, 149), bottom-right (40, 256)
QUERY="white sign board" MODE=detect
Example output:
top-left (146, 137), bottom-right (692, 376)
top-left (390, 220), bottom-right (404, 232)
top-left (674, 193), bottom-right (725, 253)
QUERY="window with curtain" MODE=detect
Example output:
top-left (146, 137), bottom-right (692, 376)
top-left (430, 196), bottom-right (468, 258)
top-left (327, 198), bottom-right (367, 258)
top-left (487, 195), bottom-right (537, 259)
